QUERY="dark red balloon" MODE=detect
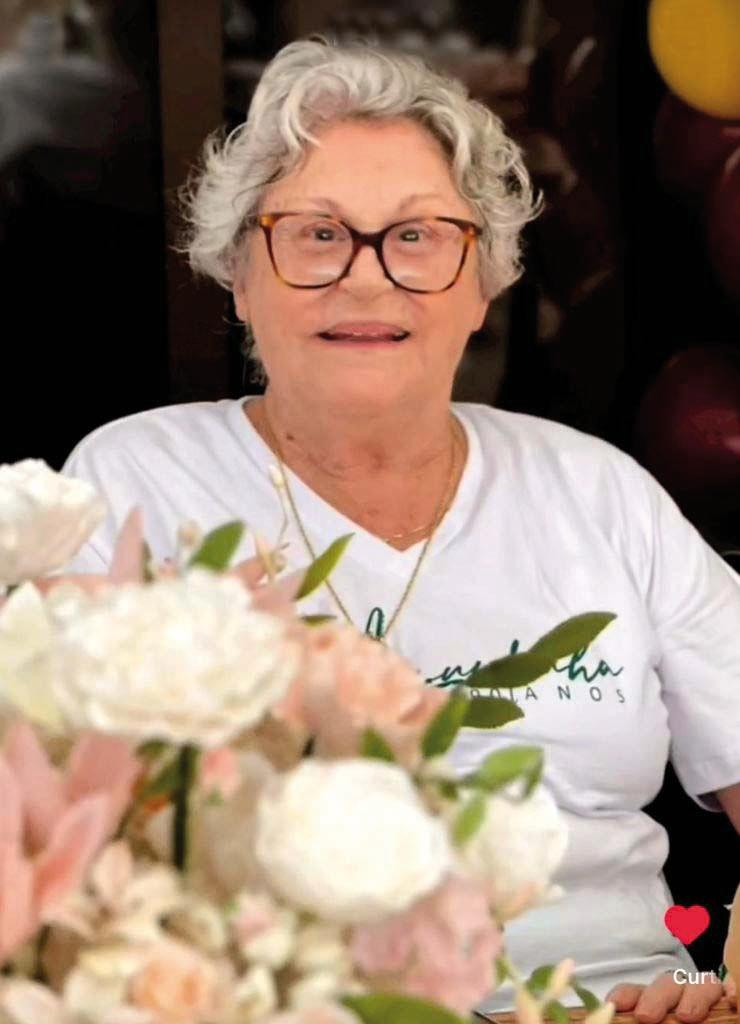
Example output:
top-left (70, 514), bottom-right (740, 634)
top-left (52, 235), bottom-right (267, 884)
top-left (654, 92), bottom-right (740, 203)
top-left (634, 346), bottom-right (740, 513)
top-left (706, 146), bottom-right (740, 304)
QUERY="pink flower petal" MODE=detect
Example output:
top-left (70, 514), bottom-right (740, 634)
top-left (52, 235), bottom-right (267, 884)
top-left (226, 555), bottom-right (269, 590)
top-left (34, 794), bottom-right (110, 920)
top-left (0, 841), bottom-right (35, 965)
top-left (65, 733), bottom-right (141, 838)
top-left (3, 721), bottom-right (66, 852)
top-left (0, 753), bottom-right (23, 847)
top-left (109, 508), bottom-right (146, 584)
top-left (248, 569), bottom-right (305, 618)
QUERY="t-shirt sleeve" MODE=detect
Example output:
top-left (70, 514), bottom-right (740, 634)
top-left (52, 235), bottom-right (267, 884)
top-left (630, 458), bottom-right (740, 813)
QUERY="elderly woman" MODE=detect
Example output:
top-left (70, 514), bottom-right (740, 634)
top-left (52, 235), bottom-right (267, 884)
top-left (60, 36), bottom-right (740, 1021)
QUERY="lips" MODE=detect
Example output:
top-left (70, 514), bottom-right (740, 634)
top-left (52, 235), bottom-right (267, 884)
top-left (318, 320), bottom-right (410, 341)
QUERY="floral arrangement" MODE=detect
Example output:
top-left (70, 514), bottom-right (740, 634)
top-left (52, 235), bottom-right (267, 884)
top-left (0, 459), bottom-right (622, 1024)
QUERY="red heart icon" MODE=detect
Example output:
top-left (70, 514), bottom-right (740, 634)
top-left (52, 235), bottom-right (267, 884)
top-left (664, 905), bottom-right (711, 945)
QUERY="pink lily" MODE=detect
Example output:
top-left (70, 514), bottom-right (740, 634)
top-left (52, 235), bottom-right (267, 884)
top-left (0, 720), bottom-right (141, 965)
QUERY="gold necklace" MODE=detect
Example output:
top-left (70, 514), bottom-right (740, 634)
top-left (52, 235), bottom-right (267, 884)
top-left (260, 404), bottom-right (463, 644)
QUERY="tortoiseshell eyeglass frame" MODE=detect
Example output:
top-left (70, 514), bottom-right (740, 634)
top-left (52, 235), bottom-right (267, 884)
top-left (239, 211), bottom-right (484, 294)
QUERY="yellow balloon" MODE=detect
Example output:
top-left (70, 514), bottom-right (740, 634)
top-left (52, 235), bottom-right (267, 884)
top-left (648, 0), bottom-right (740, 119)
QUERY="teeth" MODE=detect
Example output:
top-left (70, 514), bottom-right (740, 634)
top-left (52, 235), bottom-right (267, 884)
top-left (320, 331), bottom-right (408, 341)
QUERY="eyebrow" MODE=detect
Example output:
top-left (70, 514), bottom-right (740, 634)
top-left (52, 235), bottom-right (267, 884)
top-left (298, 193), bottom-right (447, 215)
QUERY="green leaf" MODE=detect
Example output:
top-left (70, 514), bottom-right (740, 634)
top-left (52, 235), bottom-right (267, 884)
top-left (300, 614), bottom-right (338, 626)
top-left (495, 957), bottom-right (510, 986)
top-left (462, 745), bottom-right (544, 798)
top-left (137, 740), bottom-right (168, 761)
top-left (422, 687), bottom-right (470, 758)
top-left (452, 790), bottom-right (487, 846)
top-left (545, 1000), bottom-right (571, 1024)
top-left (464, 697), bottom-right (524, 729)
top-left (572, 983), bottom-right (600, 1012)
top-left (187, 522), bottom-right (245, 571)
top-left (437, 779), bottom-right (459, 800)
top-left (295, 534), bottom-right (354, 600)
top-left (361, 728), bottom-right (396, 762)
top-left (527, 964), bottom-right (555, 997)
top-left (342, 992), bottom-right (467, 1024)
top-left (464, 650), bottom-right (554, 690)
top-left (528, 612), bottom-right (616, 662)
top-left (136, 756), bottom-right (180, 802)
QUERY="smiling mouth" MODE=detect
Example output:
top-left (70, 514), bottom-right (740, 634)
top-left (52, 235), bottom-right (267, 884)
top-left (317, 331), bottom-right (411, 342)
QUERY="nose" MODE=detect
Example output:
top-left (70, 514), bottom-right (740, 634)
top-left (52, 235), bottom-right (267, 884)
top-left (337, 241), bottom-right (395, 295)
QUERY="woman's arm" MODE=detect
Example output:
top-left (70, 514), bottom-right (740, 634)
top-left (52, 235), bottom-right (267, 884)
top-left (715, 782), bottom-right (740, 834)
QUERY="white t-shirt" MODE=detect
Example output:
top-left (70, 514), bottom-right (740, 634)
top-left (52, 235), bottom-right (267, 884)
top-left (60, 396), bottom-right (740, 1012)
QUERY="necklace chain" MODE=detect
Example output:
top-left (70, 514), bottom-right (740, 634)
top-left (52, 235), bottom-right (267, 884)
top-left (260, 403), bottom-right (463, 644)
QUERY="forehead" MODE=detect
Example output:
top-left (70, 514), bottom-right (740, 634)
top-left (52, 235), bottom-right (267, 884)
top-left (262, 118), bottom-right (466, 216)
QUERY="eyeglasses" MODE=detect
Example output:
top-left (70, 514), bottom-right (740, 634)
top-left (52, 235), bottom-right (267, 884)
top-left (243, 211), bottom-right (483, 293)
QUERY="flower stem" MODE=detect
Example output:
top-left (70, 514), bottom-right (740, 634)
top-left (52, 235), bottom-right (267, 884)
top-left (173, 744), bottom-right (198, 873)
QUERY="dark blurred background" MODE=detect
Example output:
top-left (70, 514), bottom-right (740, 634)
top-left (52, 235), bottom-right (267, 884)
top-left (1, 0), bottom-right (738, 971)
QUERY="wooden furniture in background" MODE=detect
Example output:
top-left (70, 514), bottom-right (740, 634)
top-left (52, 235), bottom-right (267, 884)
top-left (157, 0), bottom-right (231, 401)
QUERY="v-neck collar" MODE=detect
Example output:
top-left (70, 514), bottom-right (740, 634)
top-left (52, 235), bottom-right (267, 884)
top-left (227, 395), bottom-right (483, 577)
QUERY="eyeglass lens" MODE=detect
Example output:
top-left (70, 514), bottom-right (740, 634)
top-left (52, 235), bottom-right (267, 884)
top-left (271, 214), bottom-right (466, 290)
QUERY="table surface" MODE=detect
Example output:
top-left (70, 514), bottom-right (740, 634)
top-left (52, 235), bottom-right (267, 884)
top-left (475, 998), bottom-right (738, 1024)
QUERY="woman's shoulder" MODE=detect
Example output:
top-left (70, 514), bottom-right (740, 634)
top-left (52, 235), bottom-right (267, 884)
top-left (454, 400), bottom-right (638, 469)
top-left (65, 398), bottom-right (241, 461)
top-left (60, 398), bottom-right (248, 494)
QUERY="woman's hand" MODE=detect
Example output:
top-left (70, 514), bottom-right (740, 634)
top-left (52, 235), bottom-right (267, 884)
top-left (606, 971), bottom-right (728, 1023)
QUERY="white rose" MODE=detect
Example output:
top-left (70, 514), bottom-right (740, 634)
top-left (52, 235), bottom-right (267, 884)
top-left (0, 460), bottom-right (106, 585)
top-left (254, 759), bottom-right (453, 924)
top-left (45, 570), bottom-right (302, 747)
top-left (454, 783), bottom-right (569, 922)
top-left (0, 581), bottom-right (62, 730)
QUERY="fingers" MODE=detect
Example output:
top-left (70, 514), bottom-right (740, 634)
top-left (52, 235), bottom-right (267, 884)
top-left (605, 983), bottom-right (646, 1012)
top-left (672, 975), bottom-right (724, 1023)
top-left (606, 973), bottom-right (725, 1024)
top-left (724, 974), bottom-right (737, 1008)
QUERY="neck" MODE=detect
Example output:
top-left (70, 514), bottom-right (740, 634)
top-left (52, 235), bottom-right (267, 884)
top-left (252, 387), bottom-right (454, 484)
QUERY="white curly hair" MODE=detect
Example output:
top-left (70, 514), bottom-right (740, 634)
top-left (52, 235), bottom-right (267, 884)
top-left (175, 34), bottom-right (544, 383)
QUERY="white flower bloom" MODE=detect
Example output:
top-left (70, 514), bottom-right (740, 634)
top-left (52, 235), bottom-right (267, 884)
top-left (0, 581), bottom-right (64, 729)
top-left (0, 460), bottom-right (106, 585)
top-left (291, 923), bottom-right (351, 977)
top-left (231, 964), bottom-right (278, 1023)
top-left (255, 759), bottom-right (453, 925)
top-left (231, 890), bottom-right (297, 970)
top-left (452, 783), bottom-right (569, 923)
top-left (48, 841), bottom-right (183, 947)
top-left (167, 895), bottom-right (229, 956)
top-left (0, 978), bottom-right (151, 1024)
top-left (45, 570), bottom-right (302, 747)
top-left (287, 971), bottom-right (347, 1012)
